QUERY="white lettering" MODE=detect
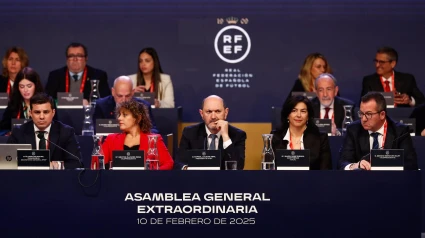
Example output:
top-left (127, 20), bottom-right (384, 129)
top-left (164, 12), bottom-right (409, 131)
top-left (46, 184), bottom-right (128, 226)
top-left (223, 35), bottom-right (232, 43)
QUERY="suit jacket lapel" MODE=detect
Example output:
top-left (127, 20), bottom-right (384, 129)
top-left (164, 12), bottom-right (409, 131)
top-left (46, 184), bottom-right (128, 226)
top-left (359, 129), bottom-right (371, 156)
top-left (302, 133), bottom-right (314, 152)
top-left (24, 122), bottom-right (36, 149)
top-left (383, 120), bottom-right (395, 149)
top-left (372, 74), bottom-right (384, 91)
top-left (198, 123), bottom-right (208, 150)
top-left (333, 98), bottom-right (343, 127)
top-left (107, 96), bottom-right (116, 116)
top-left (48, 121), bottom-right (60, 156)
top-left (394, 71), bottom-right (402, 93)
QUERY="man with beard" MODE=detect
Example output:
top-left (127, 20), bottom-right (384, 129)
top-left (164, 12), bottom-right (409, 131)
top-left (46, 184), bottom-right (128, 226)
top-left (175, 95), bottom-right (246, 170)
top-left (311, 73), bottom-right (356, 135)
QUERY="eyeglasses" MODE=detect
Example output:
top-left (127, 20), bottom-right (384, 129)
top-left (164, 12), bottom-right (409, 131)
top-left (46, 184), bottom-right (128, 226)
top-left (357, 111), bottom-right (381, 119)
top-left (373, 59), bottom-right (392, 65)
top-left (67, 54), bottom-right (86, 59)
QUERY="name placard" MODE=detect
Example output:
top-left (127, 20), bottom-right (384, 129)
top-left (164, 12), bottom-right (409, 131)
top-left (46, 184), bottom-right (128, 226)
top-left (314, 118), bottom-right (332, 135)
top-left (275, 149), bottom-right (310, 170)
top-left (378, 92), bottom-right (394, 108)
top-left (291, 92), bottom-right (316, 100)
top-left (370, 149), bottom-right (404, 171)
top-left (57, 92), bottom-right (83, 109)
top-left (394, 118), bottom-right (416, 136)
top-left (186, 150), bottom-right (221, 170)
top-left (0, 92), bottom-right (8, 109)
top-left (96, 119), bottom-right (120, 136)
top-left (17, 149), bottom-right (50, 170)
top-left (112, 150), bottom-right (145, 170)
top-left (12, 118), bottom-right (31, 129)
top-left (134, 92), bottom-right (155, 108)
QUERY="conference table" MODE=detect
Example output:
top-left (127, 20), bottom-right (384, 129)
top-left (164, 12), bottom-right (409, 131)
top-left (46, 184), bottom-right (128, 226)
top-left (0, 171), bottom-right (420, 237)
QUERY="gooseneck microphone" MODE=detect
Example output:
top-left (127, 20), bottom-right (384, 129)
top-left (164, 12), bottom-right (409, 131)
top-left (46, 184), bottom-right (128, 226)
top-left (353, 131), bottom-right (410, 170)
top-left (38, 136), bottom-right (83, 168)
top-left (38, 136), bottom-right (101, 188)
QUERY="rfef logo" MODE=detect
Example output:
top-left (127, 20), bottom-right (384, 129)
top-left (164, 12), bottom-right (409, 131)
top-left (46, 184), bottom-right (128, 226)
top-left (214, 25), bottom-right (251, 64)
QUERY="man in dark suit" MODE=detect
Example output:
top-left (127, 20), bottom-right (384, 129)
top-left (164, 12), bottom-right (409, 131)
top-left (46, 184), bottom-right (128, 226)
top-left (339, 92), bottom-right (418, 170)
top-left (7, 93), bottom-right (83, 169)
top-left (45, 42), bottom-right (111, 105)
top-left (176, 95), bottom-right (246, 170)
top-left (360, 46), bottom-right (425, 107)
top-left (409, 103), bottom-right (425, 136)
top-left (311, 73), bottom-right (356, 135)
top-left (93, 76), bottom-right (158, 133)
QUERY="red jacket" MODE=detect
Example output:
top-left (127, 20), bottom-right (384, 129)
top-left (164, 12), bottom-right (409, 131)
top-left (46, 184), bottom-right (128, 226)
top-left (102, 133), bottom-right (174, 170)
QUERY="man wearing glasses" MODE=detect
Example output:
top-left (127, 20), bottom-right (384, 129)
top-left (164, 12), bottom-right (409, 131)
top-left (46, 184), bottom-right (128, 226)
top-left (45, 42), bottom-right (111, 105)
top-left (360, 46), bottom-right (425, 107)
top-left (339, 92), bottom-right (418, 170)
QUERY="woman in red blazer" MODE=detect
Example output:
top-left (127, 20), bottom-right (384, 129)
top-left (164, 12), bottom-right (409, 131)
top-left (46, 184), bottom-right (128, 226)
top-left (102, 99), bottom-right (173, 170)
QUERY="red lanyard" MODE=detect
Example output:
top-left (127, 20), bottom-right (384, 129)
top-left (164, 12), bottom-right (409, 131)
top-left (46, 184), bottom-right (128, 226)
top-left (65, 67), bottom-right (88, 93)
top-left (147, 80), bottom-right (154, 92)
top-left (381, 121), bottom-right (388, 148)
top-left (16, 104), bottom-right (28, 119)
top-left (380, 71), bottom-right (395, 92)
top-left (289, 133), bottom-right (301, 150)
top-left (6, 80), bottom-right (11, 94)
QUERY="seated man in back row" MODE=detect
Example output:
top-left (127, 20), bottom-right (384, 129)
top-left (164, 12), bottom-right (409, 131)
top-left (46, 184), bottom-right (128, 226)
top-left (339, 92), bottom-right (417, 170)
top-left (7, 93), bottom-right (83, 169)
top-left (311, 73), bottom-right (356, 135)
top-left (360, 46), bottom-right (425, 107)
top-left (93, 75), bottom-right (158, 133)
top-left (176, 95), bottom-right (246, 170)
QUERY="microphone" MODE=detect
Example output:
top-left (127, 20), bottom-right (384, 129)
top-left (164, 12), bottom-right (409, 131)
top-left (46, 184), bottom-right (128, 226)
top-left (38, 135), bottom-right (84, 168)
top-left (353, 131), bottom-right (410, 170)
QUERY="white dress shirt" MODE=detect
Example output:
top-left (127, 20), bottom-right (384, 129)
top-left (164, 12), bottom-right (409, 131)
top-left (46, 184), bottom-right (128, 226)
top-left (205, 125), bottom-right (232, 150)
top-left (283, 129), bottom-right (304, 149)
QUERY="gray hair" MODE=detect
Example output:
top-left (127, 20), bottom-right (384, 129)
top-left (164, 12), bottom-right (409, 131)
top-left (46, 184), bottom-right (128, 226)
top-left (315, 73), bottom-right (337, 88)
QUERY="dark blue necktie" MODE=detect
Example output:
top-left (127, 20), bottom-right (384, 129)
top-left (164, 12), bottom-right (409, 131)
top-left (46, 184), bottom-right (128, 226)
top-left (72, 74), bottom-right (79, 82)
top-left (37, 131), bottom-right (46, 150)
top-left (370, 132), bottom-right (380, 149)
top-left (209, 134), bottom-right (217, 150)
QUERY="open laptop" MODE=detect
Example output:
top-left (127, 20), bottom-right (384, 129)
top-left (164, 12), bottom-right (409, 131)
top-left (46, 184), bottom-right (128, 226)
top-left (0, 144), bottom-right (32, 169)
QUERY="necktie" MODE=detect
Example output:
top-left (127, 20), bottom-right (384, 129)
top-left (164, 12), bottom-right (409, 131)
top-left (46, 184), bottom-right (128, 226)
top-left (384, 81), bottom-right (391, 92)
top-left (72, 74), bottom-right (79, 82)
top-left (370, 132), bottom-right (380, 149)
top-left (37, 131), bottom-right (46, 150)
top-left (209, 134), bottom-right (217, 150)
top-left (324, 107), bottom-right (331, 119)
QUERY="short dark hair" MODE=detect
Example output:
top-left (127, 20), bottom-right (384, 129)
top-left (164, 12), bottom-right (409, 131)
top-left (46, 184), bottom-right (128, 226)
top-left (280, 95), bottom-right (316, 129)
top-left (377, 46), bottom-right (398, 62)
top-left (66, 42), bottom-right (88, 57)
top-left (30, 93), bottom-right (55, 110)
top-left (361, 92), bottom-right (387, 113)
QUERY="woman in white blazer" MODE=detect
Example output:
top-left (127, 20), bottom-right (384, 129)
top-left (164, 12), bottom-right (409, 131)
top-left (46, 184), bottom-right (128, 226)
top-left (128, 47), bottom-right (175, 108)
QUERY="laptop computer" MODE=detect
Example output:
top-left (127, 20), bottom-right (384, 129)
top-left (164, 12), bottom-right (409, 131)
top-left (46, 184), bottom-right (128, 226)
top-left (0, 144), bottom-right (32, 169)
